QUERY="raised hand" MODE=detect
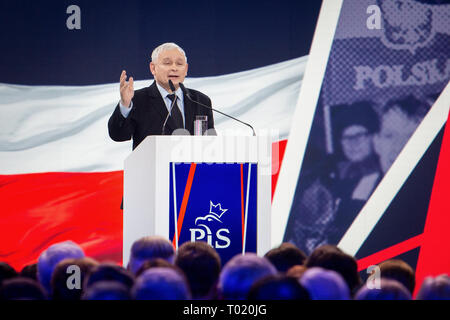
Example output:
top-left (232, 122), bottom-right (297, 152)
top-left (119, 70), bottom-right (134, 108)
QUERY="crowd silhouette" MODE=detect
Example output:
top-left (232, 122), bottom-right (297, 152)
top-left (0, 237), bottom-right (449, 300)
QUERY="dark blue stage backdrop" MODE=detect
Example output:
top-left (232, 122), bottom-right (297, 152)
top-left (0, 0), bottom-right (320, 85)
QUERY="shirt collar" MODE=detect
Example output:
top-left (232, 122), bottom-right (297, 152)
top-left (156, 82), bottom-right (183, 101)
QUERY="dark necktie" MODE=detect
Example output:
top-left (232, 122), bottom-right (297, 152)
top-left (167, 94), bottom-right (184, 129)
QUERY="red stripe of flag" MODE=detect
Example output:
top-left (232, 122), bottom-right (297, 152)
top-left (0, 171), bottom-right (123, 270)
top-left (1, 141), bottom-right (287, 271)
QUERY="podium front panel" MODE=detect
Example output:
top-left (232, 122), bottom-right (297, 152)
top-left (123, 136), bottom-right (271, 267)
top-left (168, 162), bottom-right (257, 265)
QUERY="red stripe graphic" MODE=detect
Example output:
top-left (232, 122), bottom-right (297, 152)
top-left (356, 106), bottom-right (450, 297)
top-left (172, 163), bottom-right (197, 247)
top-left (415, 107), bottom-right (450, 296)
top-left (356, 234), bottom-right (423, 272)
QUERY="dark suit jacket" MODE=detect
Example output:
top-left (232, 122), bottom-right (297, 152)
top-left (108, 81), bottom-right (215, 150)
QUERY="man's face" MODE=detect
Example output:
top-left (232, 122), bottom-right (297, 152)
top-left (373, 107), bottom-right (420, 173)
top-left (150, 48), bottom-right (188, 91)
top-left (340, 124), bottom-right (373, 163)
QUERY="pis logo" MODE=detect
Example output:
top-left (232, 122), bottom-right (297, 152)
top-left (189, 201), bottom-right (231, 249)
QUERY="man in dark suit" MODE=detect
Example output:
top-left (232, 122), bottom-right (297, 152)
top-left (108, 42), bottom-right (215, 150)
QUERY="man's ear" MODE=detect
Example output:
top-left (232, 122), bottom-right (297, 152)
top-left (185, 63), bottom-right (189, 77)
top-left (149, 62), bottom-right (156, 76)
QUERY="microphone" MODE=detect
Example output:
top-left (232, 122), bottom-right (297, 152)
top-left (168, 79), bottom-right (176, 92)
top-left (161, 80), bottom-right (179, 135)
top-left (178, 82), bottom-right (256, 136)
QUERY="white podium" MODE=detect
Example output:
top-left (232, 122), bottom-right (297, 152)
top-left (123, 135), bottom-right (271, 266)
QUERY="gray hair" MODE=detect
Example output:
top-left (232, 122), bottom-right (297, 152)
top-left (218, 253), bottom-right (277, 300)
top-left (132, 267), bottom-right (191, 300)
top-left (355, 278), bottom-right (412, 300)
top-left (151, 42), bottom-right (187, 63)
top-left (128, 236), bottom-right (175, 275)
top-left (37, 240), bottom-right (85, 293)
top-left (416, 274), bottom-right (450, 300)
top-left (300, 267), bottom-right (350, 300)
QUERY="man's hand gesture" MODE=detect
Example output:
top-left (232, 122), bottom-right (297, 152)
top-left (120, 70), bottom-right (134, 108)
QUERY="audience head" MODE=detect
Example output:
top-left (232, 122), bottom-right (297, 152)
top-left (286, 265), bottom-right (307, 279)
top-left (132, 267), bottom-right (191, 300)
top-left (20, 263), bottom-right (38, 281)
top-left (128, 236), bottom-right (175, 275)
top-left (0, 277), bottom-right (47, 300)
top-left (378, 259), bottom-right (415, 294)
top-left (6, 236), bottom-right (450, 300)
top-left (85, 263), bottom-right (135, 291)
top-left (37, 241), bottom-right (85, 293)
top-left (0, 262), bottom-right (18, 285)
top-left (264, 242), bottom-right (307, 273)
top-left (82, 281), bottom-right (132, 300)
top-left (416, 274), bottom-right (450, 300)
top-left (51, 257), bottom-right (99, 300)
top-left (218, 253), bottom-right (277, 300)
top-left (248, 274), bottom-right (310, 300)
top-left (305, 245), bottom-right (361, 294)
top-left (355, 278), bottom-right (411, 300)
top-left (300, 267), bottom-right (350, 300)
top-left (175, 241), bottom-right (221, 299)
top-left (136, 258), bottom-right (175, 277)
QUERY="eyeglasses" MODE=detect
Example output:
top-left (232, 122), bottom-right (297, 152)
top-left (341, 131), bottom-right (370, 143)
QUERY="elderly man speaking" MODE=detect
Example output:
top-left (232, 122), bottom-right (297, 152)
top-left (108, 42), bottom-right (215, 150)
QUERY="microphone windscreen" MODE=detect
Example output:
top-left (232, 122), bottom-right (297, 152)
top-left (168, 79), bottom-right (176, 92)
top-left (179, 82), bottom-right (191, 98)
top-left (178, 82), bottom-right (186, 94)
